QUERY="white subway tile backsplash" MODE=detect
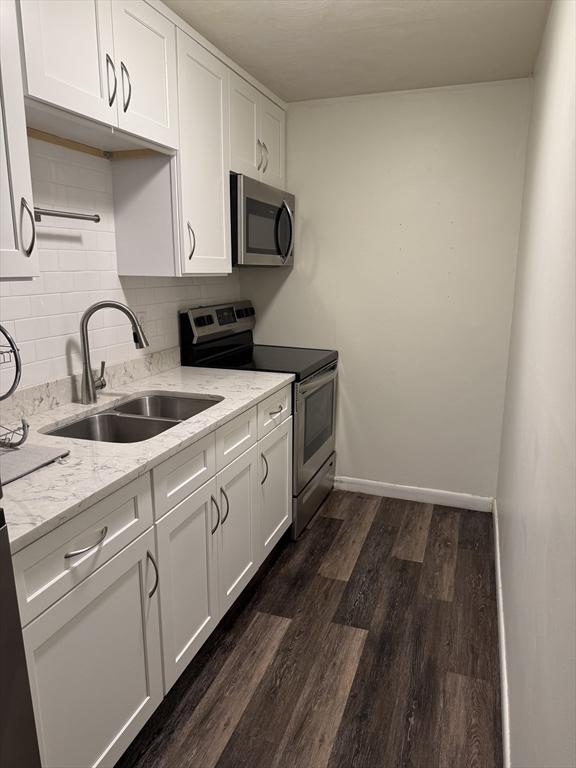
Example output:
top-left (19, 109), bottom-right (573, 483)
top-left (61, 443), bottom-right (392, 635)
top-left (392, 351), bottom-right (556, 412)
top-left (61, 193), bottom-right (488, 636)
top-left (14, 317), bottom-right (45, 342)
top-left (39, 250), bottom-right (60, 271)
top-left (30, 293), bottom-right (63, 316)
top-left (10, 276), bottom-right (46, 296)
top-left (73, 271), bottom-right (101, 291)
top-left (61, 291), bottom-right (97, 314)
top-left (1, 296), bottom-right (31, 320)
top-left (48, 314), bottom-right (81, 337)
top-left (0, 139), bottom-right (240, 390)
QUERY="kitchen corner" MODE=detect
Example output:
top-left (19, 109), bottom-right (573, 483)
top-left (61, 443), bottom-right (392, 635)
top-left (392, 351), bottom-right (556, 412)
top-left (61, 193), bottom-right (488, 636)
top-left (1, 0), bottom-right (573, 766)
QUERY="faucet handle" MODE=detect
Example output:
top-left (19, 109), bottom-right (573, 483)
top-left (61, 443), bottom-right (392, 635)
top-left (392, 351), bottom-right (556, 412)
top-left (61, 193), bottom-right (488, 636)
top-left (94, 360), bottom-right (106, 390)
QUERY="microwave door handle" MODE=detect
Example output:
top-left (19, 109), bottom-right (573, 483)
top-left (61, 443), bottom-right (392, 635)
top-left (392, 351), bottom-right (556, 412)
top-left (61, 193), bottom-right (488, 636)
top-left (280, 200), bottom-right (294, 262)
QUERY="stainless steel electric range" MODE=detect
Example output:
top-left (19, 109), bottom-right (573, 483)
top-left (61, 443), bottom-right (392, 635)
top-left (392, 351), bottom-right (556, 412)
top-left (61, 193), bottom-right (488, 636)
top-left (179, 300), bottom-right (337, 537)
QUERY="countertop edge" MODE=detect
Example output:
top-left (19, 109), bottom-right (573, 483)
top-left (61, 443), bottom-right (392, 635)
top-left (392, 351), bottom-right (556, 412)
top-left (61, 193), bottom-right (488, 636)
top-left (7, 372), bottom-right (294, 554)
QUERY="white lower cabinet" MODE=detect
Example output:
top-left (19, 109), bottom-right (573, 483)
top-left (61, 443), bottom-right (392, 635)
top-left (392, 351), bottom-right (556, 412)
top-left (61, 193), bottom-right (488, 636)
top-left (156, 438), bottom-right (280, 694)
top-left (259, 417), bottom-right (293, 559)
top-left (156, 479), bottom-right (219, 692)
top-left (23, 528), bottom-right (162, 768)
top-left (216, 444), bottom-right (260, 613)
top-left (19, 401), bottom-right (292, 766)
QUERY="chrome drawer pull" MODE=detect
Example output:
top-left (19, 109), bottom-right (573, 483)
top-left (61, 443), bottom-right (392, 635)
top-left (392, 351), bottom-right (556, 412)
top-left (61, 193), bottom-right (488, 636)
top-left (187, 221), bottom-right (197, 259)
top-left (261, 453), bottom-right (269, 485)
top-left (210, 495), bottom-right (221, 535)
top-left (64, 526), bottom-right (108, 559)
top-left (105, 53), bottom-right (117, 106)
top-left (20, 197), bottom-right (36, 256)
top-left (120, 61), bottom-right (132, 112)
top-left (146, 550), bottom-right (159, 599)
top-left (221, 488), bottom-right (230, 524)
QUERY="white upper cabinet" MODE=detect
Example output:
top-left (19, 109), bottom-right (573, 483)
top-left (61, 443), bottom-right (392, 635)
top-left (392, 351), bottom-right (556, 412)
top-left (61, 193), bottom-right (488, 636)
top-left (18, 0), bottom-right (179, 148)
top-left (260, 95), bottom-right (286, 188)
top-left (229, 74), bottom-right (261, 179)
top-left (0, 0), bottom-right (38, 278)
top-left (177, 29), bottom-right (231, 275)
top-left (230, 71), bottom-right (286, 188)
top-left (18, 0), bottom-right (116, 126)
top-left (111, 0), bottom-right (178, 148)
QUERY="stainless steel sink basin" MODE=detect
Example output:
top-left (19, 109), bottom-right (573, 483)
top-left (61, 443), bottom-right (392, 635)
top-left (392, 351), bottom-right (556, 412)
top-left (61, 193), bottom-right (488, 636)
top-left (42, 390), bottom-right (223, 444)
top-left (113, 392), bottom-right (223, 421)
top-left (45, 413), bottom-right (179, 443)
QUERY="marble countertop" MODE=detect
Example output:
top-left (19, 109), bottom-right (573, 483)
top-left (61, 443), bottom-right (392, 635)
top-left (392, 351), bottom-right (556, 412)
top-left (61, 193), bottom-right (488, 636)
top-left (2, 367), bottom-right (294, 553)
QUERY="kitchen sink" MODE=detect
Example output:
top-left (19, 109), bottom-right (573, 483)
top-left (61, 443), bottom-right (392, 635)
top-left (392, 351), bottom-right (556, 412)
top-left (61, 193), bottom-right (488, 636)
top-left (44, 412), bottom-right (180, 443)
top-left (113, 392), bottom-right (223, 421)
top-left (42, 390), bottom-right (223, 443)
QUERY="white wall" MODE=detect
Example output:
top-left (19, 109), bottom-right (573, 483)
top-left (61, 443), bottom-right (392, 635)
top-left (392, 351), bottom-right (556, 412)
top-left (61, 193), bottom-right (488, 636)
top-left (241, 79), bottom-right (531, 498)
top-left (0, 139), bottom-right (239, 392)
top-left (496, 3), bottom-right (576, 766)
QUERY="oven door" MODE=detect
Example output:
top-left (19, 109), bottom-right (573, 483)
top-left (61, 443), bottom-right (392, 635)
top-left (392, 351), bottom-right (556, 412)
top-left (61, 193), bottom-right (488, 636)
top-left (294, 362), bottom-right (337, 494)
top-left (236, 175), bottom-right (294, 266)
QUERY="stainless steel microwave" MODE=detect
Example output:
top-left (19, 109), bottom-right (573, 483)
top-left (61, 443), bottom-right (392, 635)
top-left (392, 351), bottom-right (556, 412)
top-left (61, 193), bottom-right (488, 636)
top-left (231, 174), bottom-right (295, 266)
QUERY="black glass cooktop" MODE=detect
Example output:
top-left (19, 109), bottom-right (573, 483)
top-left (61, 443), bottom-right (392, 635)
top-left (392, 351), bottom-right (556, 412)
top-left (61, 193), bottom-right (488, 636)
top-left (198, 344), bottom-right (338, 382)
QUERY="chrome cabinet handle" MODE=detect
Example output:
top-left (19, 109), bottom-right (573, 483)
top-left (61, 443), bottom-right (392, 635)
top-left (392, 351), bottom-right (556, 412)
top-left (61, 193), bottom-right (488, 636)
top-left (220, 488), bottom-right (230, 525)
top-left (146, 550), bottom-right (159, 599)
top-left (105, 54), bottom-right (117, 106)
top-left (256, 139), bottom-right (263, 171)
top-left (262, 142), bottom-right (269, 173)
top-left (261, 453), bottom-right (269, 486)
top-left (20, 198), bottom-right (36, 257)
top-left (120, 62), bottom-right (132, 112)
top-left (281, 200), bottom-right (294, 262)
top-left (269, 405), bottom-right (283, 417)
top-left (64, 526), bottom-right (108, 559)
top-left (210, 495), bottom-right (220, 535)
top-left (187, 221), bottom-right (196, 259)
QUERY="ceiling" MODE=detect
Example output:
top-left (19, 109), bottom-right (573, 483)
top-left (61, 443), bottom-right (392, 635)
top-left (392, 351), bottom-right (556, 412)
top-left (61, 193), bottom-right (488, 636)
top-left (164, 0), bottom-right (550, 102)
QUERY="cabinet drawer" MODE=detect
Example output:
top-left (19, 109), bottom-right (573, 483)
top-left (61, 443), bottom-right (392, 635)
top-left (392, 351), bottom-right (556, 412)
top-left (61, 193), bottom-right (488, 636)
top-left (152, 433), bottom-right (216, 519)
top-left (13, 475), bottom-right (153, 626)
top-left (215, 407), bottom-right (257, 470)
top-left (257, 385), bottom-right (292, 438)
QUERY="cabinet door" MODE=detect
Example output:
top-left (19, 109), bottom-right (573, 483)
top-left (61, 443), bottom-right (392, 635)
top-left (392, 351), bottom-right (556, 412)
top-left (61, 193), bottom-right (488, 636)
top-left (23, 529), bottom-right (162, 768)
top-left (111, 0), bottom-right (178, 148)
top-left (18, 0), bottom-right (116, 125)
top-left (177, 29), bottom-right (231, 275)
top-left (259, 418), bottom-right (293, 561)
top-left (0, 0), bottom-right (38, 278)
top-left (217, 444), bottom-right (259, 613)
top-left (229, 72), bottom-right (261, 179)
top-left (156, 479), bottom-right (220, 692)
top-left (261, 95), bottom-right (286, 188)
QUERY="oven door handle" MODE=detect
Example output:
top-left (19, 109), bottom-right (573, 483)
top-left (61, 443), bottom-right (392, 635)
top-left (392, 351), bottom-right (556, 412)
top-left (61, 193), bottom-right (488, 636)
top-left (298, 365), bottom-right (337, 395)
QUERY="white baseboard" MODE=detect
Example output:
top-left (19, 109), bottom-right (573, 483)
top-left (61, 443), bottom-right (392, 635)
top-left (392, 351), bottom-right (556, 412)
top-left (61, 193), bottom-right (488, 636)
top-left (333, 476), bottom-right (493, 512)
top-left (493, 499), bottom-right (510, 768)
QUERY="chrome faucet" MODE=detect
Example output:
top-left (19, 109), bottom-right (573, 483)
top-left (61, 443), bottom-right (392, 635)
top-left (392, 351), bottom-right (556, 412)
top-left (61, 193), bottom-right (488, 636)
top-left (79, 301), bottom-right (149, 404)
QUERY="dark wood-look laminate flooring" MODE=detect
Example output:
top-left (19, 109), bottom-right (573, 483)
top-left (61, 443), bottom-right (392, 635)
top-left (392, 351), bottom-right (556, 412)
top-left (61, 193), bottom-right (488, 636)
top-left (117, 491), bottom-right (502, 768)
